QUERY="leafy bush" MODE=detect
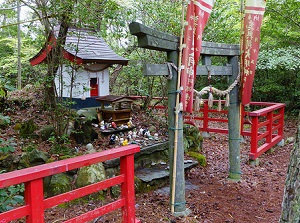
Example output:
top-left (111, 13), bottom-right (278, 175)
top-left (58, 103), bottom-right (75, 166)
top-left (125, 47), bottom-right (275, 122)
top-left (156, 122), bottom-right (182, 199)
top-left (0, 114), bottom-right (10, 128)
top-left (0, 138), bottom-right (15, 153)
top-left (0, 74), bottom-right (15, 112)
top-left (254, 47), bottom-right (300, 113)
top-left (0, 182), bottom-right (24, 213)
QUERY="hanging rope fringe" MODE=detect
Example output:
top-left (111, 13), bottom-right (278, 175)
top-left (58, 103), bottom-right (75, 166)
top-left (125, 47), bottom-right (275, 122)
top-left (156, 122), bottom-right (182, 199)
top-left (218, 98), bottom-right (222, 111)
top-left (194, 69), bottom-right (240, 109)
top-left (194, 96), bottom-right (201, 111)
top-left (225, 93), bottom-right (230, 107)
top-left (208, 92), bottom-right (214, 108)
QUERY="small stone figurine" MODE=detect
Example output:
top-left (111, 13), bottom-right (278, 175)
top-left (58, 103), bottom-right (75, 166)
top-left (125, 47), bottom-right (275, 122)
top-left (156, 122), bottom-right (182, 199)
top-left (127, 118), bottom-right (133, 128)
top-left (139, 128), bottom-right (144, 136)
top-left (132, 131), bottom-right (137, 139)
top-left (144, 130), bottom-right (151, 138)
top-left (111, 122), bottom-right (117, 129)
top-left (100, 121), bottom-right (105, 130)
top-left (119, 137), bottom-right (124, 145)
top-left (122, 139), bottom-right (128, 146)
top-left (109, 134), bottom-right (116, 145)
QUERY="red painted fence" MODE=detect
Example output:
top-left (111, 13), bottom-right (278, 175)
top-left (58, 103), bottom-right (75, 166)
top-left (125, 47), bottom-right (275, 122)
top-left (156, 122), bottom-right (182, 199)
top-left (185, 100), bottom-right (285, 160)
top-left (0, 145), bottom-right (141, 223)
top-left (146, 97), bottom-right (285, 160)
top-left (241, 102), bottom-right (285, 160)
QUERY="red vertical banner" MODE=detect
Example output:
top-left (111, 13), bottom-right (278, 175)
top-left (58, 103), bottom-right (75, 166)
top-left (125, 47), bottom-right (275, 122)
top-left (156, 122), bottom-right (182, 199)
top-left (194, 0), bottom-right (214, 68)
top-left (180, 0), bottom-right (214, 113)
top-left (241, 0), bottom-right (266, 106)
top-left (180, 1), bottom-right (195, 113)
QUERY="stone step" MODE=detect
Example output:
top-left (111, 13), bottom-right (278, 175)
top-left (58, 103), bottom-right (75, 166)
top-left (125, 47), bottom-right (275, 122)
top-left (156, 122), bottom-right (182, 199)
top-left (135, 160), bottom-right (198, 183)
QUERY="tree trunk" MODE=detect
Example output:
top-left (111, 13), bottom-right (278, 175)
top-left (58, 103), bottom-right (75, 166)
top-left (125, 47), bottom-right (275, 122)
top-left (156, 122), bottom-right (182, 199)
top-left (280, 123), bottom-right (300, 223)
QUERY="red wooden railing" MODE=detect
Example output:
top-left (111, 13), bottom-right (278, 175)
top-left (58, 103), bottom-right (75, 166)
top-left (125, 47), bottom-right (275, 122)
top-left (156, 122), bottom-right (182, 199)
top-left (185, 100), bottom-right (285, 160)
top-left (0, 145), bottom-right (141, 223)
top-left (144, 97), bottom-right (285, 160)
top-left (184, 100), bottom-right (229, 134)
top-left (241, 102), bottom-right (285, 160)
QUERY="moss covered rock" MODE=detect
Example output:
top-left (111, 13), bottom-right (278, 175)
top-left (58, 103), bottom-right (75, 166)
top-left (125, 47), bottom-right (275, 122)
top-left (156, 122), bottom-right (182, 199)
top-left (19, 119), bottom-right (37, 138)
top-left (18, 149), bottom-right (48, 168)
top-left (183, 124), bottom-right (203, 152)
top-left (0, 154), bottom-right (15, 170)
top-left (75, 163), bottom-right (106, 188)
top-left (40, 125), bottom-right (55, 141)
top-left (71, 119), bottom-right (98, 144)
top-left (187, 151), bottom-right (206, 167)
top-left (45, 173), bottom-right (72, 197)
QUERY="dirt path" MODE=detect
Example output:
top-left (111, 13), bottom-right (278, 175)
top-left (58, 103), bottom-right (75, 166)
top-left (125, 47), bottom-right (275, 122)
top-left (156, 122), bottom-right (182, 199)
top-left (134, 119), bottom-right (297, 223)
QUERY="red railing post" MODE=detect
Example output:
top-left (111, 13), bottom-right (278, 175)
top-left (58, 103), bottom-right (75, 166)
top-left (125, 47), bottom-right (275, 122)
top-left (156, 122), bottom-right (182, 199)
top-left (120, 154), bottom-right (136, 223)
top-left (24, 179), bottom-right (44, 223)
top-left (266, 111), bottom-right (273, 143)
top-left (279, 107), bottom-right (285, 137)
top-left (250, 116), bottom-right (259, 160)
top-left (203, 101), bottom-right (209, 132)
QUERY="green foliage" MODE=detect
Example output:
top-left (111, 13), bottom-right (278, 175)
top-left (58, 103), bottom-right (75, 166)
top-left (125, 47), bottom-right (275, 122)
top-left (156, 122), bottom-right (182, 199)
top-left (49, 133), bottom-right (71, 146)
top-left (257, 47), bottom-right (300, 71)
top-left (0, 74), bottom-right (15, 112)
top-left (0, 181), bottom-right (24, 213)
top-left (253, 46), bottom-right (300, 113)
top-left (40, 125), bottom-right (55, 141)
top-left (0, 0), bottom-right (298, 115)
top-left (49, 133), bottom-right (73, 156)
top-left (0, 114), bottom-right (10, 128)
top-left (129, 0), bottom-right (182, 36)
top-left (0, 137), bottom-right (15, 154)
top-left (205, 0), bottom-right (240, 44)
top-left (22, 144), bottom-right (37, 153)
top-left (262, 0), bottom-right (300, 48)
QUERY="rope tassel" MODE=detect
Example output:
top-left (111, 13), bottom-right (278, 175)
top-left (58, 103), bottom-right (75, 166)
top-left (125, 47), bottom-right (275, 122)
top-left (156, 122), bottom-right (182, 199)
top-left (194, 96), bottom-right (201, 111)
top-left (208, 92), bottom-right (214, 108)
top-left (225, 93), bottom-right (230, 107)
top-left (218, 98), bottom-right (222, 111)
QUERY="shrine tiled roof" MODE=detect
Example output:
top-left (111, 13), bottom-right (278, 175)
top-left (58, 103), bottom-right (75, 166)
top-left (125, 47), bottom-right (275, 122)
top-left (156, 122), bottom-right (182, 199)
top-left (30, 25), bottom-right (129, 66)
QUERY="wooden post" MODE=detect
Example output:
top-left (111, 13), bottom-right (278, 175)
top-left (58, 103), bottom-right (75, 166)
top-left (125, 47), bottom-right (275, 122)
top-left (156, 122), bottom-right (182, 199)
top-left (129, 22), bottom-right (188, 215)
top-left (167, 51), bottom-right (187, 214)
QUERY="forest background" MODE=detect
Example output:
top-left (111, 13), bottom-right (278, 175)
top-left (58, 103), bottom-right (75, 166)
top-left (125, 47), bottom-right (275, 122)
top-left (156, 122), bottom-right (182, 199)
top-left (0, 1), bottom-right (299, 221)
top-left (0, 0), bottom-right (299, 114)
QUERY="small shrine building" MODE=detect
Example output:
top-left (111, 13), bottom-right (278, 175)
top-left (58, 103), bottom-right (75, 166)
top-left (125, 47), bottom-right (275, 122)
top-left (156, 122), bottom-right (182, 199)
top-left (29, 25), bottom-right (129, 108)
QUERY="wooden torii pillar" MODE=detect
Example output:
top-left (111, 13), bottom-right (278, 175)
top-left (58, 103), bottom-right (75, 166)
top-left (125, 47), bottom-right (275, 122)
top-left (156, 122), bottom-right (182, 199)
top-left (129, 22), bottom-right (241, 215)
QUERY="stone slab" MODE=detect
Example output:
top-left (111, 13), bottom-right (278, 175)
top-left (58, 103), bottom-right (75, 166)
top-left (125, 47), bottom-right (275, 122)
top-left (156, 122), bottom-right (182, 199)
top-left (136, 161), bottom-right (198, 183)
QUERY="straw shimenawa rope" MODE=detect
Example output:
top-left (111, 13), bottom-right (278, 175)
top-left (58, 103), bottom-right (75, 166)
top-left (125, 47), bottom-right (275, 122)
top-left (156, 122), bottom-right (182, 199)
top-left (194, 70), bottom-right (240, 111)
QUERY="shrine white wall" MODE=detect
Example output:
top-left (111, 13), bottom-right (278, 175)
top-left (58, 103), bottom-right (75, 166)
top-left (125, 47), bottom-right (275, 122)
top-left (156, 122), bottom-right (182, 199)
top-left (55, 64), bottom-right (110, 99)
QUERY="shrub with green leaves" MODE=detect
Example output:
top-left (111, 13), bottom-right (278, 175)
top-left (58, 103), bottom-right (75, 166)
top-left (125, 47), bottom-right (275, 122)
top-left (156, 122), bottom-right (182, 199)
top-left (0, 138), bottom-right (15, 154)
top-left (0, 74), bottom-right (15, 112)
top-left (0, 183), bottom-right (24, 213)
top-left (0, 114), bottom-right (10, 128)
